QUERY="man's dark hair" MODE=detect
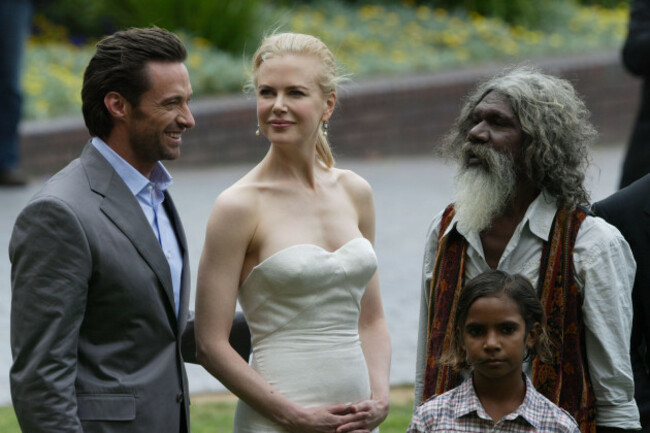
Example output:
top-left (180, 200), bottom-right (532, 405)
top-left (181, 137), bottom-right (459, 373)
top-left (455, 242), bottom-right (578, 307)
top-left (81, 27), bottom-right (187, 139)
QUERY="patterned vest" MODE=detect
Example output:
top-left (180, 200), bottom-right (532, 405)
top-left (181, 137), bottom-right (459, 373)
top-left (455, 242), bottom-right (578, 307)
top-left (422, 204), bottom-right (596, 433)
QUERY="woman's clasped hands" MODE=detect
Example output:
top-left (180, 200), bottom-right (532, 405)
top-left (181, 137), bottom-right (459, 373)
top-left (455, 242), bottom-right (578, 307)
top-left (285, 397), bottom-right (388, 433)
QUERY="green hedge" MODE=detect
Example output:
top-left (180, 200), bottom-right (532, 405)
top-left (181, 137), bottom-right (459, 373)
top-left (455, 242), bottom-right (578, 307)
top-left (33, 0), bottom-right (271, 54)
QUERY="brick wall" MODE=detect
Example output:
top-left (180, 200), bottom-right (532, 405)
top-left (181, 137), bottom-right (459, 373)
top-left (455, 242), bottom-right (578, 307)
top-left (18, 50), bottom-right (641, 176)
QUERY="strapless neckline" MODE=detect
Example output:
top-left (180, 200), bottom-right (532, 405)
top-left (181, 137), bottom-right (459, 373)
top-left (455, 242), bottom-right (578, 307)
top-left (241, 237), bottom-right (371, 288)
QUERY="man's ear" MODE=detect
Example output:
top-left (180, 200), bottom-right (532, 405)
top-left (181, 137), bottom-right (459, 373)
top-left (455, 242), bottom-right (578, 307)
top-left (104, 91), bottom-right (129, 120)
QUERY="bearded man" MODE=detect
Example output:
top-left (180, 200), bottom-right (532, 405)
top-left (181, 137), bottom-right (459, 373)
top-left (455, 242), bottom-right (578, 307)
top-left (414, 67), bottom-right (640, 433)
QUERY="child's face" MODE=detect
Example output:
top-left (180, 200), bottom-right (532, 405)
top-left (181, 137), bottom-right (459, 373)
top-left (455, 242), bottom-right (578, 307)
top-left (461, 294), bottom-right (536, 382)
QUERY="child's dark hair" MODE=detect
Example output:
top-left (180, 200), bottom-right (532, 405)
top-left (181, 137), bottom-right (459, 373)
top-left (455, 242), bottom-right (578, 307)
top-left (441, 270), bottom-right (552, 370)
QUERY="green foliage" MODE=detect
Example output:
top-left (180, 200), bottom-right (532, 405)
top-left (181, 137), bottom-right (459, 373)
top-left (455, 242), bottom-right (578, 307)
top-left (33, 0), bottom-right (113, 41)
top-left (0, 406), bottom-right (20, 433)
top-left (103, 0), bottom-right (269, 54)
top-left (381, 397), bottom-right (415, 431)
top-left (33, 0), bottom-right (271, 54)
top-left (576, 0), bottom-right (630, 7)
top-left (430, 0), bottom-right (570, 29)
top-left (190, 400), bottom-right (236, 433)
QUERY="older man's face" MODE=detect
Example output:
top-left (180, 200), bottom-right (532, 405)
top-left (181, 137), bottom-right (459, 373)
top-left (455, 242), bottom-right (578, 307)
top-left (452, 91), bottom-right (523, 233)
top-left (464, 91), bottom-right (524, 171)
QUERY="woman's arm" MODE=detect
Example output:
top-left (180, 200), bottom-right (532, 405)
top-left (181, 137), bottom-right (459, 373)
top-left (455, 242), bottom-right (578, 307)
top-left (339, 173), bottom-right (392, 433)
top-left (194, 187), bottom-right (369, 433)
top-left (355, 273), bottom-right (392, 431)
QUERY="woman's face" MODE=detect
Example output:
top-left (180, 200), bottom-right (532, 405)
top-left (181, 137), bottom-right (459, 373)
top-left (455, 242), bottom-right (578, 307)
top-left (255, 53), bottom-right (335, 148)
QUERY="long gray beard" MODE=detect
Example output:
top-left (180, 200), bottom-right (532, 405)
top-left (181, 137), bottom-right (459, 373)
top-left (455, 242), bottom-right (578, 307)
top-left (454, 148), bottom-right (517, 234)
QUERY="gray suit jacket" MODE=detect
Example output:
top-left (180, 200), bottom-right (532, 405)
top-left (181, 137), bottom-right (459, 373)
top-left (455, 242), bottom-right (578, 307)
top-left (10, 143), bottom-right (192, 432)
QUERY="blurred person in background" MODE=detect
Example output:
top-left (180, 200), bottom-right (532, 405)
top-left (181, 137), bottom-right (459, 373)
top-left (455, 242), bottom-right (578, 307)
top-left (0, 0), bottom-right (32, 186)
top-left (620, 0), bottom-right (650, 188)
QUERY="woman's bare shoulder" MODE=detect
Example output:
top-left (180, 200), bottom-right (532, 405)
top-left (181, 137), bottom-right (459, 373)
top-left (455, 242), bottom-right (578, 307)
top-left (333, 167), bottom-right (373, 202)
top-left (208, 173), bottom-right (270, 230)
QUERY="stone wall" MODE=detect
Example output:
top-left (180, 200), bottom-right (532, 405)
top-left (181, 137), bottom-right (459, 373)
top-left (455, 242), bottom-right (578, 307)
top-left (19, 51), bottom-right (641, 176)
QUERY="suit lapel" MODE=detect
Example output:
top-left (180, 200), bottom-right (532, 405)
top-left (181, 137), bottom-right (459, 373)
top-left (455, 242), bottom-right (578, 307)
top-left (81, 143), bottom-right (178, 324)
top-left (163, 192), bottom-right (191, 332)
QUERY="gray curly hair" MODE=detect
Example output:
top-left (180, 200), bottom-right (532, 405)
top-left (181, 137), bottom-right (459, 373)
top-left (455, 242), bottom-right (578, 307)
top-left (441, 66), bottom-right (596, 209)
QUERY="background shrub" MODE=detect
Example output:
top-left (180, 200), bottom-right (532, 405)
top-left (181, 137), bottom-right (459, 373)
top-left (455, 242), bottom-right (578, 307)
top-left (105, 0), bottom-right (270, 54)
top-left (33, 0), bottom-right (114, 42)
top-left (33, 0), bottom-right (272, 54)
top-left (427, 0), bottom-right (570, 29)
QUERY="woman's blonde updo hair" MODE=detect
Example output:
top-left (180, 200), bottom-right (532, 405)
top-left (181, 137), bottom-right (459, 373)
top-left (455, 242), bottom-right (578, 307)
top-left (247, 32), bottom-right (342, 168)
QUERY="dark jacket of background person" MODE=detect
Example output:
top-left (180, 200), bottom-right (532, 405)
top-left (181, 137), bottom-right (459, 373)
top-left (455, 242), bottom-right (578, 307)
top-left (620, 0), bottom-right (650, 188)
top-left (593, 174), bottom-right (650, 432)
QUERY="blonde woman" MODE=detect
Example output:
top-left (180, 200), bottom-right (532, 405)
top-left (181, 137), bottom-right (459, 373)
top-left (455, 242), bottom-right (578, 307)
top-left (195, 33), bottom-right (391, 433)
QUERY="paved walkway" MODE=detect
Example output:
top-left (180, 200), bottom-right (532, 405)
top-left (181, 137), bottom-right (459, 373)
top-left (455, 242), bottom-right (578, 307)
top-left (0, 144), bottom-right (626, 404)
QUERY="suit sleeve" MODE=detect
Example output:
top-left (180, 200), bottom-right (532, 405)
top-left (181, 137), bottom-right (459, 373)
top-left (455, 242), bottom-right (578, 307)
top-left (623, 0), bottom-right (650, 76)
top-left (182, 311), bottom-right (251, 364)
top-left (9, 197), bottom-right (91, 433)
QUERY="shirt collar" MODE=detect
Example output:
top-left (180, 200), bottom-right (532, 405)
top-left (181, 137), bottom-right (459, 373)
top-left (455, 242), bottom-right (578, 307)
top-left (523, 190), bottom-right (557, 242)
top-left (454, 375), bottom-right (539, 429)
top-left (91, 137), bottom-right (173, 196)
top-left (508, 375), bottom-right (543, 429)
top-left (442, 190), bottom-right (556, 243)
top-left (453, 376), bottom-right (486, 419)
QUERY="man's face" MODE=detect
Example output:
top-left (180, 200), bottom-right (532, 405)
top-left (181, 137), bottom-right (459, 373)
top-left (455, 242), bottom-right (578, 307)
top-left (463, 91), bottom-right (524, 173)
top-left (126, 61), bottom-right (195, 173)
top-left (452, 91), bottom-right (523, 233)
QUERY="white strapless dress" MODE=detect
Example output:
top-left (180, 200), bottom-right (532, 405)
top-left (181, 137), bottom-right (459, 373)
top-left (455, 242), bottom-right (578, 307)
top-left (233, 237), bottom-right (379, 432)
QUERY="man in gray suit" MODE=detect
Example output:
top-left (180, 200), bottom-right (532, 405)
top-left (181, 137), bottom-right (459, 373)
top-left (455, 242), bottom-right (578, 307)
top-left (9, 27), bottom-right (232, 432)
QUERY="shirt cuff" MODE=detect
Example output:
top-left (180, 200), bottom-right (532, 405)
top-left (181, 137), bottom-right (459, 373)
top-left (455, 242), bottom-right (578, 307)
top-left (596, 399), bottom-right (641, 429)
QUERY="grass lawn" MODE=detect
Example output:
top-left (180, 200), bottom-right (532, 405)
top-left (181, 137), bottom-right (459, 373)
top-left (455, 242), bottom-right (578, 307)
top-left (0, 385), bottom-right (414, 432)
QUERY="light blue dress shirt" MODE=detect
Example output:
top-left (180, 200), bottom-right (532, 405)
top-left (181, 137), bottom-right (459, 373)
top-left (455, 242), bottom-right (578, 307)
top-left (92, 137), bottom-right (183, 317)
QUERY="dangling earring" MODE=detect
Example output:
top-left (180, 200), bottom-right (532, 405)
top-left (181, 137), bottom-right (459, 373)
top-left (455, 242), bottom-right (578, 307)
top-left (322, 120), bottom-right (329, 137)
top-left (255, 125), bottom-right (260, 136)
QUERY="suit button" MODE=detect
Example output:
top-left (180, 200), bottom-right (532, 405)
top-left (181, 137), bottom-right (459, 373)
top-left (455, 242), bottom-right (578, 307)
top-left (176, 393), bottom-right (184, 403)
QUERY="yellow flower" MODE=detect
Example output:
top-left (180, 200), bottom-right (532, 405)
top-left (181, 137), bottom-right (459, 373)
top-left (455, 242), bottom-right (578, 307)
top-left (549, 33), bottom-right (564, 48)
top-left (333, 15), bottom-right (348, 28)
top-left (24, 75), bottom-right (44, 95)
top-left (433, 8), bottom-right (448, 19)
top-left (359, 5), bottom-right (385, 20)
top-left (188, 53), bottom-right (203, 69)
top-left (455, 49), bottom-right (470, 62)
top-left (34, 100), bottom-right (50, 115)
top-left (192, 37), bottom-right (211, 49)
top-left (416, 5), bottom-right (430, 21)
top-left (386, 12), bottom-right (400, 27)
